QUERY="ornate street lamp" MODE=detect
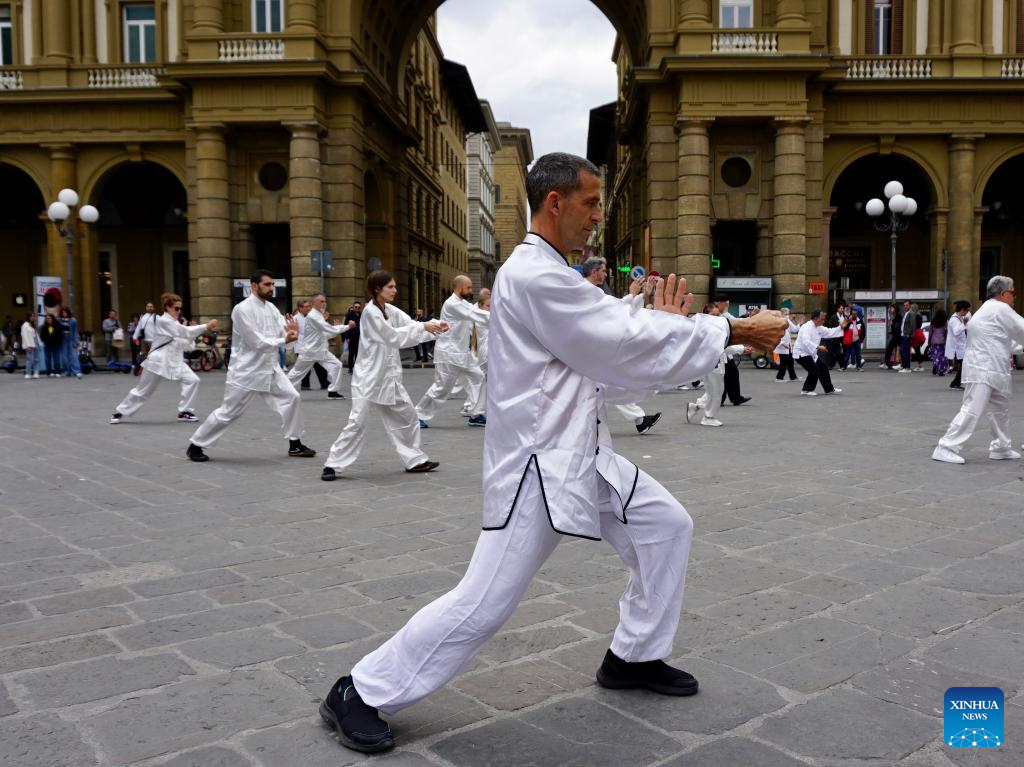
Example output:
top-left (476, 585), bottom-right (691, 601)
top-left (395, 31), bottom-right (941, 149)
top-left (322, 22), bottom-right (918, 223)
top-left (46, 188), bottom-right (99, 313)
top-left (866, 180), bottom-right (917, 353)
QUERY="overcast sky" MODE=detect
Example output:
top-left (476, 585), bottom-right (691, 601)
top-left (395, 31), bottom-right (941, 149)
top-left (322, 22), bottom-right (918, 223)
top-left (436, 0), bottom-right (618, 166)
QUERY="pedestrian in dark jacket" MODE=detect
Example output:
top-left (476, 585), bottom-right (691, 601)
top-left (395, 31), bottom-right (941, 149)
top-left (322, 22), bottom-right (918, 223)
top-left (40, 314), bottom-right (64, 376)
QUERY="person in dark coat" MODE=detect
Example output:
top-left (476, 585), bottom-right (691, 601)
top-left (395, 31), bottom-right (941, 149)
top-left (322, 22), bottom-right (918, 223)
top-left (40, 313), bottom-right (64, 376)
top-left (344, 302), bottom-right (363, 373)
top-left (713, 294), bottom-right (750, 406)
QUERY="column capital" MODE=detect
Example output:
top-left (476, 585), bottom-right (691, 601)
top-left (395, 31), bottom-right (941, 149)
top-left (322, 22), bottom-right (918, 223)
top-left (773, 116), bottom-right (812, 131)
top-left (41, 143), bottom-right (77, 159)
top-left (673, 116), bottom-right (714, 134)
top-left (949, 133), bottom-right (983, 147)
top-left (284, 120), bottom-right (326, 138)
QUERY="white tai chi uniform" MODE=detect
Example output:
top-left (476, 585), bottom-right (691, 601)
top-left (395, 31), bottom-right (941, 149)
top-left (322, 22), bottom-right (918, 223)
top-left (351, 232), bottom-right (731, 715)
top-left (937, 299), bottom-right (1024, 455)
top-left (115, 314), bottom-right (211, 417)
top-left (945, 313), bottom-right (967, 362)
top-left (459, 316), bottom-right (490, 415)
top-left (416, 293), bottom-right (490, 421)
top-left (614, 293), bottom-right (651, 424)
top-left (190, 294), bottom-right (304, 448)
top-left (287, 308), bottom-right (349, 394)
top-left (325, 306), bottom-right (436, 472)
top-left (694, 344), bottom-right (745, 420)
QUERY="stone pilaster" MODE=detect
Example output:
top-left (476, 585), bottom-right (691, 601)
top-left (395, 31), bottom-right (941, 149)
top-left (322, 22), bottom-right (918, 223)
top-left (81, 0), bottom-right (96, 63)
top-left (828, 0), bottom-right (841, 53)
top-left (947, 135), bottom-right (979, 303)
top-left (286, 0), bottom-right (317, 32)
top-left (776, 0), bottom-right (807, 27)
top-left (287, 122), bottom-right (325, 303)
top-left (803, 103), bottom-right (825, 315)
top-left (31, 0), bottom-right (43, 63)
top-left (645, 88), bottom-right (678, 276)
top-left (772, 118), bottom-right (809, 307)
top-left (41, 0), bottom-right (72, 62)
top-left (192, 0), bottom-right (223, 33)
top-left (675, 117), bottom-right (713, 304)
top-left (678, 0), bottom-right (711, 26)
top-left (43, 144), bottom-right (77, 298)
top-left (928, 207), bottom-right (950, 302)
top-left (950, 0), bottom-right (982, 54)
top-left (323, 110), bottom-right (367, 304)
top-left (927, 0), bottom-right (943, 54)
top-left (981, 0), bottom-right (994, 53)
top-left (193, 125), bottom-right (232, 324)
top-left (818, 208), bottom-right (837, 313)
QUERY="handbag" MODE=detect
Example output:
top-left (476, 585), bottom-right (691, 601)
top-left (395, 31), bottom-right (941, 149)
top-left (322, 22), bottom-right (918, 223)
top-left (111, 327), bottom-right (125, 348)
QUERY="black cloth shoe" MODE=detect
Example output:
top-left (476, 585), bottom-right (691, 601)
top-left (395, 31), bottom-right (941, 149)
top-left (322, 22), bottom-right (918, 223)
top-left (186, 443), bottom-right (209, 462)
top-left (320, 675), bottom-right (394, 753)
top-left (595, 649), bottom-right (699, 696)
top-left (321, 467), bottom-right (337, 482)
top-left (405, 460), bottom-right (439, 473)
top-left (327, 392), bottom-right (344, 399)
top-left (288, 441), bottom-right (316, 458)
top-left (636, 412), bottom-right (662, 434)
top-left (733, 396), bottom-right (751, 406)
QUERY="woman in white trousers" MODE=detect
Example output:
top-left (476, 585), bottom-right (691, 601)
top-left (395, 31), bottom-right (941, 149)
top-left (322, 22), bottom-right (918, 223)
top-left (110, 293), bottom-right (218, 424)
top-left (321, 271), bottom-right (448, 480)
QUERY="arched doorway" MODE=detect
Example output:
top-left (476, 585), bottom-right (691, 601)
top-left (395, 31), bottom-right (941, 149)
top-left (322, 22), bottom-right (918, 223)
top-left (0, 163), bottom-right (46, 321)
top-left (980, 153), bottom-right (1024, 306)
top-left (92, 162), bottom-right (189, 320)
top-left (828, 154), bottom-right (935, 297)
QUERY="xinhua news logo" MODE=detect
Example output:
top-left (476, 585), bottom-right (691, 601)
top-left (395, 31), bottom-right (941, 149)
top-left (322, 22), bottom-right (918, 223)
top-left (944, 687), bottom-right (1003, 748)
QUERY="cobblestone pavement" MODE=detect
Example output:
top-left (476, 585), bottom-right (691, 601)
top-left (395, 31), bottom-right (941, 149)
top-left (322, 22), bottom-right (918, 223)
top-left (1, 363), bottom-right (1023, 767)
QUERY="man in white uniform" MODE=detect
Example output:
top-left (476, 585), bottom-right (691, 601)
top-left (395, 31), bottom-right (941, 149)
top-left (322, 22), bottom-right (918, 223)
top-left (186, 270), bottom-right (315, 462)
top-left (933, 276), bottom-right (1024, 464)
top-left (416, 275), bottom-right (490, 427)
top-left (458, 289), bottom-right (492, 417)
top-left (288, 293), bottom-right (355, 399)
top-left (794, 310), bottom-right (847, 396)
top-left (317, 153), bottom-right (787, 754)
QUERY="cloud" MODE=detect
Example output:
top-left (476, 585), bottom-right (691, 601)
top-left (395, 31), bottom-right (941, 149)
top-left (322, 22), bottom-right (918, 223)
top-left (437, 0), bottom-right (618, 165)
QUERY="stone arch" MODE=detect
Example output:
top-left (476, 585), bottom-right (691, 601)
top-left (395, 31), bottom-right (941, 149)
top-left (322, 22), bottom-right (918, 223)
top-left (974, 145), bottom-right (1024, 201)
top-left (0, 162), bottom-right (49, 316)
top-left (825, 143), bottom-right (944, 210)
top-left (80, 152), bottom-right (186, 205)
top-left (0, 154), bottom-right (50, 202)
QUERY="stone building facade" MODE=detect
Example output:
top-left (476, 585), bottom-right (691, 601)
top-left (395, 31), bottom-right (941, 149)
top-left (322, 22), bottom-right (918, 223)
top-left (492, 123), bottom-right (534, 268)
top-left (466, 101), bottom-right (501, 289)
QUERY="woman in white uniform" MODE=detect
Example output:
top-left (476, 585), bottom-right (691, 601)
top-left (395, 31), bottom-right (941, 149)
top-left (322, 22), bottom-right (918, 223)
top-left (110, 293), bottom-right (218, 424)
top-left (321, 271), bottom-right (448, 480)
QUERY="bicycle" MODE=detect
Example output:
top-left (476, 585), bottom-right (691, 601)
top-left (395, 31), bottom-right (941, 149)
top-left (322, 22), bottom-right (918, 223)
top-left (187, 331), bottom-right (222, 372)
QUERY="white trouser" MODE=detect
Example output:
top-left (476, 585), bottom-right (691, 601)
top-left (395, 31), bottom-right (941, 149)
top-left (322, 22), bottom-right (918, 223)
top-left (352, 467), bottom-right (694, 715)
top-left (325, 390), bottom-right (428, 472)
top-left (937, 382), bottom-right (1012, 453)
top-left (615, 403), bottom-right (645, 423)
top-left (416, 362), bottom-right (485, 420)
top-left (699, 375), bottom-right (724, 419)
top-left (116, 368), bottom-right (199, 417)
top-left (190, 371), bottom-right (304, 447)
top-left (287, 354), bottom-right (344, 393)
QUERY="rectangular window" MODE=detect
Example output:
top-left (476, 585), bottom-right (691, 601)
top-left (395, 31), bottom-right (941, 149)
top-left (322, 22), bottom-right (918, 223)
top-left (123, 5), bottom-right (156, 63)
top-left (253, 0), bottom-right (284, 33)
top-left (494, 184), bottom-right (501, 204)
top-left (720, 0), bottom-right (753, 29)
top-left (874, 0), bottom-right (892, 54)
top-left (0, 5), bottom-right (13, 65)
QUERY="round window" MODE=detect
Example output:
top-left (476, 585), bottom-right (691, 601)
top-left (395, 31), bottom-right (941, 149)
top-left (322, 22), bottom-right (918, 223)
top-left (258, 162), bottom-right (288, 192)
top-left (720, 157), bottom-right (752, 188)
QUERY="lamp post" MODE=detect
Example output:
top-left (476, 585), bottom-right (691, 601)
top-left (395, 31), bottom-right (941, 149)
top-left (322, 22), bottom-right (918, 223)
top-left (866, 180), bottom-right (917, 354)
top-left (46, 188), bottom-right (99, 313)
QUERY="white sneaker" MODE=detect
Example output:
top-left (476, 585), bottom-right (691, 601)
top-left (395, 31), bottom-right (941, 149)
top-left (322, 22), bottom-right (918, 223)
top-left (931, 445), bottom-right (965, 464)
top-left (878, 363), bottom-right (888, 368)
top-left (989, 449), bottom-right (1021, 461)
top-left (676, 384), bottom-right (690, 390)
top-left (32, 373), bottom-right (39, 379)
top-left (801, 391), bottom-right (817, 396)
top-left (826, 388), bottom-right (842, 395)
top-left (109, 413), bottom-right (122, 425)
top-left (685, 402), bottom-right (699, 423)
top-left (897, 368), bottom-right (911, 374)
top-left (774, 378), bottom-right (786, 383)
top-left (700, 417), bottom-right (723, 427)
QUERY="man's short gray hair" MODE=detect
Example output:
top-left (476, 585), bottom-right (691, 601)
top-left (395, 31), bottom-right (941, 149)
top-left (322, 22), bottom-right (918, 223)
top-left (581, 257), bottom-right (606, 278)
top-left (526, 153), bottom-right (600, 214)
top-left (986, 275), bottom-right (1014, 298)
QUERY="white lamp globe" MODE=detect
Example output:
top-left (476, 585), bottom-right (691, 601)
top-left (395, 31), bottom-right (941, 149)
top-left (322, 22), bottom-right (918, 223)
top-left (904, 197), bottom-right (918, 216)
top-left (57, 188), bottom-right (79, 207)
top-left (884, 180), bottom-right (904, 199)
top-left (865, 198), bottom-right (885, 217)
top-left (79, 204), bottom-right (99, 223)
top-left (888, 194), bottom-right (908, 214)
top-left (47, 201), bottom-right (70, 221)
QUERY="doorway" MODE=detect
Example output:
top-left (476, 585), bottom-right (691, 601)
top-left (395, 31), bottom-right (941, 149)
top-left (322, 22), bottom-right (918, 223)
top-left (711, 220), bottom-right (758, 276)
top-left (252, 224), bottom-right (291, 313)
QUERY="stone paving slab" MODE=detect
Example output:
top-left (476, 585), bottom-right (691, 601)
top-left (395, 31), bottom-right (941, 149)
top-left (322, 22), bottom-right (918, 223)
top-left (2, 367), bottom-right (1024, 765)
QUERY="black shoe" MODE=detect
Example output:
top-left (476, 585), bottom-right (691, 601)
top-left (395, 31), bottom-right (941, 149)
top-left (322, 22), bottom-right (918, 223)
top-left (320, 676), bottom-right (394, 754)
top-left (405, 460), bottom-right (439, 473)
top-left (321, 467), bottom-right (337, 482)
top-left (327, 392), bottom-right (345, 399)
top-left (288, 441), bottom-right (316, 458)
top-left (300, 386), bottom-right (311, 391)
top-left (733, 396), bottom-right (751, 406)
top-left (595, 649), bottom-right (698, 696)
top-left (186, 443), bottom-right (209, 462)
top-left (636, 412), bottom-right (662, 434)
top-left (467, 414), bottom-right (486, 427)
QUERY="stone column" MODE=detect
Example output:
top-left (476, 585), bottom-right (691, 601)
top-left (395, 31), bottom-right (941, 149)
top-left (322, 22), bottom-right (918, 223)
top-left (804, 102), bottom-right (825, 314)
top-left (981, 0), bottom-right (994, 53)
top-left (678, 0), bottom-right (711, 26)
top-left (675, 118), bottom-right (713, 304)
top-left (323, 102), bottom-right (368, 303)
top-left (772, 118), bottom-right (809, 309)
top-left (286, 0), bottom-right (317, 32)
top-left (950, 0), bottom-right (982, 54)
top-left (81, 0), bottom-right (97, 63)
top-left (828, 0), bottom-right (841, 53)
top-left (287, 122), bottom-right (325, 303)
top-left (44, 144), bottom-right (77, 298)
top-left (926, 0), bottom-right (943, 54)
top-left (819, 208), bottom-right (837, 313)
top-left (41, 0), bottom-right (72, 62)
top-left (928, 207), bottom-right (949, 301)
top-left (776, 0), bottom-right (807, 27)
top-left (31, 0), bottom-right (43, 63)
top-left (645, 88), bottom-right (678, 276)
top-left (947, 135), bottom-right (979, 303)
top-left (192, 0), bottom-right (223, 33)
top-left (193, 125), bottom-right (232, 324)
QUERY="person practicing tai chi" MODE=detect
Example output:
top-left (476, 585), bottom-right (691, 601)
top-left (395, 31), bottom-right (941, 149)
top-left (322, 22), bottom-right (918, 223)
top-left (416, 275), bottom-right (490, 428)
top-left (186, 270), bottom-right (315, 462)
top-left (321, 271), bottom-right (448, 480)
top-left (287, 293), bottom-right (355, 400)
top-left (110, 293), bottom-right (218, 425)
top-left (932, 276), bottom-right (1024, 464)
top-left (687, 307), bottom-right (745, 427)
top-left (794, 310), bottom-right (847, 396)
top-left (316, 152), bottom-right (787, 754)
top-left (458, 289), bottom-right (492, 417)
top-left (611, 276), bottom-right (662, 434)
